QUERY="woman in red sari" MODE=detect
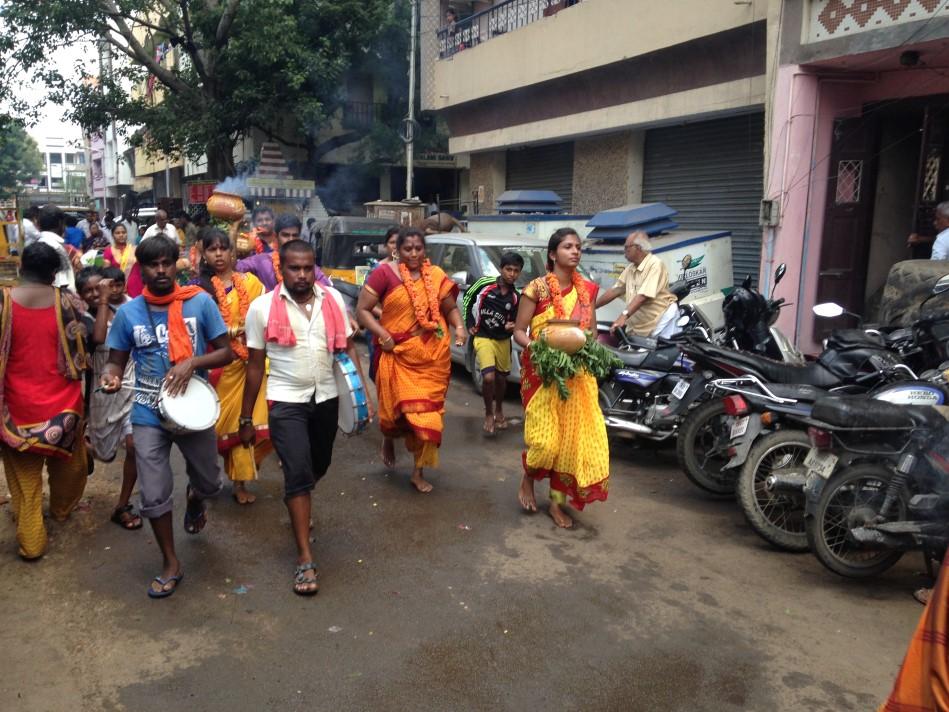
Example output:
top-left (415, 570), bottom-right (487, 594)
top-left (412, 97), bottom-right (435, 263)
top-left (357, 228), bottom-right (467, 493)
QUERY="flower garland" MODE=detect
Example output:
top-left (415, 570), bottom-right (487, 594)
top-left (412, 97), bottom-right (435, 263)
top-left (271, 251), bottom-right (282, 283)
top-left (212, 273), bottom-right (250, 360)
top-left (399, 260), bottom-right (443, 337)
top-left (544, 271), bottom-right (591, 329)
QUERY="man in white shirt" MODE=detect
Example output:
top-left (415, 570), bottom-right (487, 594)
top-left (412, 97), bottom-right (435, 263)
top-left (21, 206), bottom-right (41, 246)
top-left (907, 202), bottom-right (949, 260)
top-left (36, 205), bottom-right (76, 291)
top-left (240, 240), bottom-right (372, 596)
top-left (141, 210), bottom-right (180, 244)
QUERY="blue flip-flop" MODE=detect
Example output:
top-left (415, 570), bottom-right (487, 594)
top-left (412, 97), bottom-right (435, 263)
top-left (147, 572), bottom-right (184, 599)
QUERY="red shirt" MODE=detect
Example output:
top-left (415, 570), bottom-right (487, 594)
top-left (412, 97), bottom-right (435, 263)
top-left (4, 301), bottom-right (82, 425)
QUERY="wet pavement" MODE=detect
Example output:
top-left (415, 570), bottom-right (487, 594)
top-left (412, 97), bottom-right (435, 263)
top-left (0, 366), bottom-right (924, 711)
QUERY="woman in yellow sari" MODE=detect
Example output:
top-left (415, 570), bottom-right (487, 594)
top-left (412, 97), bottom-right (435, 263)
top-left (196, 229), bottom-right (272, 504)
top-left (357, 227), bottom-right (467, 493)
top-left (513, 228), bottom-right (610, 528)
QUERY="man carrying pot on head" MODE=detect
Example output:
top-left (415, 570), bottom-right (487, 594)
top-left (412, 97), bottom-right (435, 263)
top-left (100, 235), bottom-right (233, 599)
top-left (596, 231), bottom-right (678, 339)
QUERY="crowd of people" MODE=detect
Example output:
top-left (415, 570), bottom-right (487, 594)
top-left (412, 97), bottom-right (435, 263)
top-left (1, 201), bottom-right (615, 599)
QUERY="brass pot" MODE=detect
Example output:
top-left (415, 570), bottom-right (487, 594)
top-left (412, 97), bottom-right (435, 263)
top-left (207, 191), bottom-right (246, 222)
top-left (542, 319), bottom-right (587, 355)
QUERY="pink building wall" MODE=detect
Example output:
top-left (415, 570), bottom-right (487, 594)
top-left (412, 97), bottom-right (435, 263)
top-left (764, 62), bottom-right (949, 353)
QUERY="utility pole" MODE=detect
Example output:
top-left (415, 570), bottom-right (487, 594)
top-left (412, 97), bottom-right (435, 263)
top-left (404, 0), bottom-right (418, 201)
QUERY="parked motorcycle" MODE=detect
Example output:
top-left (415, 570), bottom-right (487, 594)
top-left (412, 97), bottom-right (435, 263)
top-left (598, 263), bottom-right (797, 443)
top-left (714, 366), bottom-right (947, 551)
top-left (801, 395), bottom-right (949, 578)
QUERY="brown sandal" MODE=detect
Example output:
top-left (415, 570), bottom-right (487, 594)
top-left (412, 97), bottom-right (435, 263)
top-left (111, 504), bottom-right (143, 530)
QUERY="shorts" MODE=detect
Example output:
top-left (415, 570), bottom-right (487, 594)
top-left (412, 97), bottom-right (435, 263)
top-left (132, 425), bottom-right (223, 519)
top-left (474, 336), bottom-right (512, 374)
top-left (269, 398), bottom-right (339, 500)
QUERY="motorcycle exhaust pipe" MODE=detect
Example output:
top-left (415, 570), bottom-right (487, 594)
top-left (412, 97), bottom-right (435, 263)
top-left (604, 417), bottom-right (655, 436)
top-left (764, 473), bottom-right (807, 493)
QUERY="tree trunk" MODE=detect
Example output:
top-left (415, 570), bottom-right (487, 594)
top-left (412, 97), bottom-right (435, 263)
top-left (206, 140), bottom-right (236, 181)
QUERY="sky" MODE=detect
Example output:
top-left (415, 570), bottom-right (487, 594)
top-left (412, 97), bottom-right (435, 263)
top-left (18, 41), bottom-right (97, 149)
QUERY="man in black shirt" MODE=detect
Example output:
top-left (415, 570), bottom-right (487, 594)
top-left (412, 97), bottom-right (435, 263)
top-left (463, 252), bottom-right (524, 435)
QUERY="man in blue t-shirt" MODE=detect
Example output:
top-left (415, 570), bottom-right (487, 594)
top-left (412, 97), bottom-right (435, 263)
top-left (100, 235), bottom-right (233, 599)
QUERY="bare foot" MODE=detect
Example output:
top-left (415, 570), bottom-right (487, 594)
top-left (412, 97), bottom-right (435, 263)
top-left (549, 501), bottom-right (573, 529)
top-left (381, 438), bottom-right (396, 468)
top-left (518, 475), bottom-right (537, 512)
top-left (495, 414), bottom-right (509, 430)
top-left (233, 483), bottom-right (256, 505)
top-left (483, 413), bottom-right (496, 435)
top-left (410, 469), bottom-right (434, 493)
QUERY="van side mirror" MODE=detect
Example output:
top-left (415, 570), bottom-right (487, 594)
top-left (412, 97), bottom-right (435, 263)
top-left (450, 271), bottom-right (469, 288)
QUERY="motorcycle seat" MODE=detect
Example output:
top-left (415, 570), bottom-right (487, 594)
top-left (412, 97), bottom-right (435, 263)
top-left (811, 396), bottom-right (947, 430)
top-left (766, 384), bottom-right (828, 402)
top-left (693, 344), bottom-right (842, 387)
top-left (612, 345), bottom-right (681, 370)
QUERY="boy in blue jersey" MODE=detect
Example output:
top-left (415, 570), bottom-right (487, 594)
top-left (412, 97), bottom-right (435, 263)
top-left (100, 236), bottom-right (233, 598)
top-left (463, 252), bottom-right (524, 435)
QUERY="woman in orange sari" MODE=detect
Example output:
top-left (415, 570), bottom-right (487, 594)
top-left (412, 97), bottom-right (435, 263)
top-left (513, 228), bottom-right (610, 528)
top-left (357, 227), bottom-right (467, 493)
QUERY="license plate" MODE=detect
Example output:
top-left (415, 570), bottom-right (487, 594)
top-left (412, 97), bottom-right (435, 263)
top-left (730, 416), bottom-right (750, 439)
top-left (804, 448), bottom-right (838, 479)
top-left (672, 380), bottom-right (690, 400)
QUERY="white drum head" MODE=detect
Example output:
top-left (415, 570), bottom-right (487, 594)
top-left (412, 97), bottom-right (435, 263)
top-left (159, 377), bottom-right (220, 432)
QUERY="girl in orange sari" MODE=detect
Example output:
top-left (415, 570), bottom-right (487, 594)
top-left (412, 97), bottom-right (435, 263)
top-left (513, 228), bottom-right (610, 528)
top-left (357, 228), bottom-right (467, 493)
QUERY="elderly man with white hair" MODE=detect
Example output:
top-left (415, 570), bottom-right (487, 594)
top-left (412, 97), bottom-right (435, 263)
top-left (908, 201), bottom-right (949, 260)
top-left (596, 230), bottom-right (678, 338)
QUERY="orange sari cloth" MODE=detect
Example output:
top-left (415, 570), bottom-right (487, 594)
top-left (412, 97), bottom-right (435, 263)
top-left (879, 553), bottom-right (949, 711)
top-left (366, 264), bottom-right (458, 468)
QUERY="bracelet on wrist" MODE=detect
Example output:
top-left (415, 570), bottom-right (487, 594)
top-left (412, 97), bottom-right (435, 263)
top-left (238, 416), bottom-right (254, 426)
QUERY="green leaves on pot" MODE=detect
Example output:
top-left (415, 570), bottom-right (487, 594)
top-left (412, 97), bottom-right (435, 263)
top-left (529, 336), bottom-right (621, 400)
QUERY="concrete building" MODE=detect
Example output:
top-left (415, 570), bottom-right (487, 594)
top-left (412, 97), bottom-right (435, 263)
top-left (421, 0), bottom-right (770, 282)
top-left (28, 132), bottom-right (89, 207)
top-left (766, 1), bottom-right (949, 349)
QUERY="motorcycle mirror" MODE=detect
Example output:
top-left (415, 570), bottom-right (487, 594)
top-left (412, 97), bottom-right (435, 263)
top-left (742, 275), bottom-right (752, 289)
top-left (932, 275), bottom-right (949, 296)
top-left (774, 263), bottom-right (787, 284)
top-left (677, 315), bottom-right (690, 328)
top-left (813, 302), bottom-right (845, 318)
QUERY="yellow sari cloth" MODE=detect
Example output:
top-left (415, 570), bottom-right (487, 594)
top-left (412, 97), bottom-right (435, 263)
top-left (214, 273), bottom-right (272, 481)
top-left (520, 276), bottom-right (609, 509)
top-left (367, 264), bottom-right (457, 469)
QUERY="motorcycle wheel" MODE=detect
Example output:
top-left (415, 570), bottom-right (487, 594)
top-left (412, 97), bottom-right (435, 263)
top-left (676, 399), bottom-right (735, 497)
top-left (737, 430), bottom-right (810, 552)
top-left (805, 464), bottom-right (906, 579)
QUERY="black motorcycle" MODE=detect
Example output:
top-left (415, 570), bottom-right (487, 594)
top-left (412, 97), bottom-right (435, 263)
top-left (801, 395), bottom-right (949, 579)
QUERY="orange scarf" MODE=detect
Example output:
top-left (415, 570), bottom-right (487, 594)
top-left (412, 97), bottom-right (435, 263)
top-left (143, 284), bottom-right (205, 363)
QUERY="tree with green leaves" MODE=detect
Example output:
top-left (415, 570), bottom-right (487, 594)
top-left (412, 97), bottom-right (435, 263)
top-left (0, 122), bottom-right (44, 199)
top-left (0, 0), bottom-right (413, 180)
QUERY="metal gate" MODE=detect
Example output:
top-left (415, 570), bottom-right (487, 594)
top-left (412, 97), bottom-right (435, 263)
top-left (506, 142), bottom-right (575, 212)
top-left (643, 113), bottom-right (764, 285)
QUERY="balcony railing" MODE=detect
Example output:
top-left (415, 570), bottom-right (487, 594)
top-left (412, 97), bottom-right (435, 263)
top-left (437, 0), bottom-right (583, 60)
top-left (341, 101), bottom-right (386, 130)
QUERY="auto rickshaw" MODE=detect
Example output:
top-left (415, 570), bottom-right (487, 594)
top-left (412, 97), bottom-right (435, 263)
top-left (314, 216), bottom-right (396, 286)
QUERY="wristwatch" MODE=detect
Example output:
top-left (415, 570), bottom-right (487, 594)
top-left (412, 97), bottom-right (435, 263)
top-left (621, 309), bottom-right (630, 317)
top-left (239, 416), bottom-right (254, 427)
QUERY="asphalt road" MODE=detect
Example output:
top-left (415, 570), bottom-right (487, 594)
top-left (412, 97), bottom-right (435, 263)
top-left (0, 366), bottom-right (926, 711)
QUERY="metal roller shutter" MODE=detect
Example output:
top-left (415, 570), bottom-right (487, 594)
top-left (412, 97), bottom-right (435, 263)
top-left (506, 142), bottom-right (575, 212)
top-left (643, 113), bottom-right (764, 285)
